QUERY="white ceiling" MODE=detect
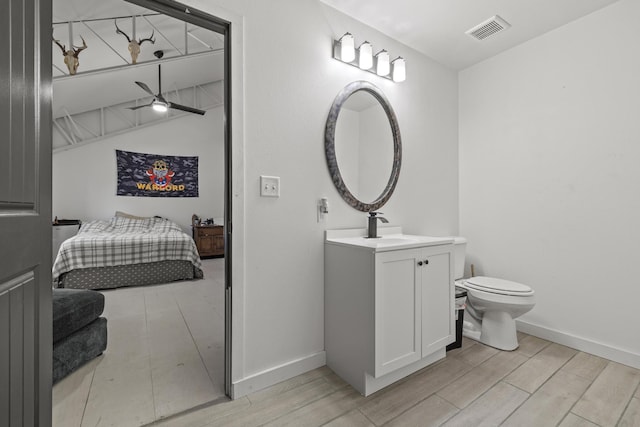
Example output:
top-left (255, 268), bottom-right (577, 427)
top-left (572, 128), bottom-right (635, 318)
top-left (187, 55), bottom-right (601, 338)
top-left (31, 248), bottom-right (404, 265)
top-left (320, 0), bottom-right (621, 70)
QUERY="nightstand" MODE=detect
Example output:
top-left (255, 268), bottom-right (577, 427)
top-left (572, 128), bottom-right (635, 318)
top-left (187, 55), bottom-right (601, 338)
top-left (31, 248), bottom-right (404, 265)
top-left (52, 222), bottom-right (81, 262)
top-left (192, 225), bottom-right (224, 258)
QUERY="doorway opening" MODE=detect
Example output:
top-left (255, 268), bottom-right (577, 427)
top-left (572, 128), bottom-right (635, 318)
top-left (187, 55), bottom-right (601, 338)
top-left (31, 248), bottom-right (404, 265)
top-left (50, 0), bottom-right (232, 424)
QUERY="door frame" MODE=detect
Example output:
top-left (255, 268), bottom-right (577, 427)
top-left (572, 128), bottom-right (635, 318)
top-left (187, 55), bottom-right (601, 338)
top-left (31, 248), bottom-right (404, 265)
top-left (124, 0), bottom-right (234, 396)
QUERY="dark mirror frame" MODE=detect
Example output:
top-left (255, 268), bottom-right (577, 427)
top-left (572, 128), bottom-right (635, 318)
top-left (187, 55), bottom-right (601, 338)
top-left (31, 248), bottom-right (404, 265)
top-left (325, 80), bottom-right (402, 212)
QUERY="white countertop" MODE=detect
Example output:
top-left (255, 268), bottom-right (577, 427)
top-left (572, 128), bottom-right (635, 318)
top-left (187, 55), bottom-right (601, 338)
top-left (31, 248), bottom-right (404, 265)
top-left (325, 227), bottom-right (453, 252)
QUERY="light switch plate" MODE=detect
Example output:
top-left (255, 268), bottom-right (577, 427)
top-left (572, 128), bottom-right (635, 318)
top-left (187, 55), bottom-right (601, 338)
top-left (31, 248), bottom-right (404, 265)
top-left (260, 175), bottom-right (280, 197)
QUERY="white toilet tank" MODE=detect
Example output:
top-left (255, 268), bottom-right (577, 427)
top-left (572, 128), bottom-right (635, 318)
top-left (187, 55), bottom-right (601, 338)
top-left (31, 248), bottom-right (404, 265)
top-left (453, 237), bottom-right (467, 280)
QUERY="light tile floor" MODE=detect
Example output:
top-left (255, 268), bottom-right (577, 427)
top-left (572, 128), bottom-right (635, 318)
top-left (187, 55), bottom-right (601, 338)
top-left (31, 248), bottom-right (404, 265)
top-left (153, 333), bottom-right (640, 427)
top-left (52, 258), bottom-right (226, 427)
top-left (53, 262), bottom-right (640, 427)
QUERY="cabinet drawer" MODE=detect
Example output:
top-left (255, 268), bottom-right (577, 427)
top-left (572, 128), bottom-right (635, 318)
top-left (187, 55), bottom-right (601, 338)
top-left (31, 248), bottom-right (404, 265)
top-left (196, 227), bottom-right (222, 238)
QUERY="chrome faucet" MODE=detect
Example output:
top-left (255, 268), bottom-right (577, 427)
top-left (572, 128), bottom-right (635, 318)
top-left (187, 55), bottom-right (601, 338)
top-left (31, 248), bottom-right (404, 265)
top-left (367, 212), bottom-right (389, 238)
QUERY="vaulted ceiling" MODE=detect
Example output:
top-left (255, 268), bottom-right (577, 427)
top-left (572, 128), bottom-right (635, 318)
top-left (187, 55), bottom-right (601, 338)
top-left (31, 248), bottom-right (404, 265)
top-left (52, 0), bottom-right (224, 150)
top-left (52, 0), bottom-right (223, 76)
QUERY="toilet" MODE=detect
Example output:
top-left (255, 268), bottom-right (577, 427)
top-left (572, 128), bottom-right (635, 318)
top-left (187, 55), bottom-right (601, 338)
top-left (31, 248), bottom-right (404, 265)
top-left (452, 237), bottom-right (535, 351)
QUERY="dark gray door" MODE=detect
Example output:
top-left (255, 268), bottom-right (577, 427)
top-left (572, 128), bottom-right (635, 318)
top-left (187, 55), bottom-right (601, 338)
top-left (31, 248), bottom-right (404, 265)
top-left (0, 0), bottom-right (53, 425)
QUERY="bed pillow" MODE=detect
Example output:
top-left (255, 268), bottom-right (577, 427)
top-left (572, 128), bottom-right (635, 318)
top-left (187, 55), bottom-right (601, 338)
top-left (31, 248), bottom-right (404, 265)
top-left (115, 211), bottom-right (150, 220)
top-left (78, 219), bottom-right (111, 234)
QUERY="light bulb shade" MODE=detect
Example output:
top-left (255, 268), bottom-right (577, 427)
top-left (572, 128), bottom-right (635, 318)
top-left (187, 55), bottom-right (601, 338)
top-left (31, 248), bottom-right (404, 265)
top-left (152, 100), bottom-right (168, 113)
top-left (339, 33), bottom-right (355, 62)
top-left (376, 50), bottom-right (390, 76)
top-left (358, 41), bottom-right (373, 70)
top-left (332, 35), bottom-right (404, 83)
top-left (391, 57), bottom-right (406, 82)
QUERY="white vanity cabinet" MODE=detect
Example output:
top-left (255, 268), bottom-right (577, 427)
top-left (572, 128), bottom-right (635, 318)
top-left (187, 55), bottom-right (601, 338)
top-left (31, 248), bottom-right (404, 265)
top-left (325, 229), bottom-right (455, 396)
top-left (375, 246), bottom-right (454, 376)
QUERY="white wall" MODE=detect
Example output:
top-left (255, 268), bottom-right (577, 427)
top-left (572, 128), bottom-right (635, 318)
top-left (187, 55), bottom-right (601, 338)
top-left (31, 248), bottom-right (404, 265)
top-left (182, 0), bottom-right (459, 394)
top-left (52, 107), bottom-right (224, 233)
top-left (460, 0), bottom-right (640, 367)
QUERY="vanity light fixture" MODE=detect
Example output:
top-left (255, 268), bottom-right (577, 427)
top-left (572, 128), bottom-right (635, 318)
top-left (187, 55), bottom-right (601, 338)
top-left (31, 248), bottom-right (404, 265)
top-left (375, 50), bottom-right (390, 77)
top-left (358, 41), bottom-right (373, 70)
top-left (338, 32), bottom-right (355, 62)
top-left (332, 34), bottom-right (406, 82)
top-left (391, 57), bottom-right (406, 82)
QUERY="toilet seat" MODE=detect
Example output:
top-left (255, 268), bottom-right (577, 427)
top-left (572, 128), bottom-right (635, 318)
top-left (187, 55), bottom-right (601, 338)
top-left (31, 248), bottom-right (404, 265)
top-left (463, 276), bottom-right (534, 297)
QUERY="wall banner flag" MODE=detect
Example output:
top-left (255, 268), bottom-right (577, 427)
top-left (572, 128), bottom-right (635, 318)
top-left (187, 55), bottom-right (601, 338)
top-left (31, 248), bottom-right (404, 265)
top-left (116, 149), bottom-right (199, 197)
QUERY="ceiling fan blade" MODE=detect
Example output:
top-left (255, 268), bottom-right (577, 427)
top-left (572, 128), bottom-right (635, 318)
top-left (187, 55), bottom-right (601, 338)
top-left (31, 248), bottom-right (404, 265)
top-left (135, 81), bottom-right (156, 96)
top-left (127, 104), bottom-right (151, 111)
top-left (168, 102), bottom-right (206, 116)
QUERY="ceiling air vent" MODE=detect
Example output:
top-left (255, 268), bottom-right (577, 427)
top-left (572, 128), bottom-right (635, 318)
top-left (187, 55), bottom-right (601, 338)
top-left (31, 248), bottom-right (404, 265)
top-left (466, 15), bottom-right (511, 41)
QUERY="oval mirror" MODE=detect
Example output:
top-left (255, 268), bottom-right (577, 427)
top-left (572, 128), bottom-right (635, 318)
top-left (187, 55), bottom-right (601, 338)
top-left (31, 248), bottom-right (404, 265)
top-left (325, 81), bottom-right (402, 212)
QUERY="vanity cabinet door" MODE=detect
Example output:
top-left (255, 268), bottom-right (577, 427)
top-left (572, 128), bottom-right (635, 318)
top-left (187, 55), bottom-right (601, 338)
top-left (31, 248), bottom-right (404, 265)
top-left (421, 249), bottom-right (455, 356)
top-left (374, 249), bottom-right (422, 377)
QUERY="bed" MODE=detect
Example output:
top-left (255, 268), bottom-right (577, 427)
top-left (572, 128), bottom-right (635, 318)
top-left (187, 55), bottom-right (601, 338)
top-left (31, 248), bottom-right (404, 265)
top-left (53, 216), bottom-right (203, 290)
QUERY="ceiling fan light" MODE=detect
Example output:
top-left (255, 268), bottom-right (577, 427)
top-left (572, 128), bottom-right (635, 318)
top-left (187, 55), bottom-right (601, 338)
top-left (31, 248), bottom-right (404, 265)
top-left (152, 100), bottom-right (168, 113)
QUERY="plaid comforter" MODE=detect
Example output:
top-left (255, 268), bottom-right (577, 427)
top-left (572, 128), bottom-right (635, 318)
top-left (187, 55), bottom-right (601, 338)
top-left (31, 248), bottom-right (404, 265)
top-left (52, 216), bottom-right (202, 283)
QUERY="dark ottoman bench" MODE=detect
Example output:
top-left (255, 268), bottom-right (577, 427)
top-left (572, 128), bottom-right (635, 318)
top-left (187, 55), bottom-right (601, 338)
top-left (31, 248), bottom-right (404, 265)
top-left (52, 288), bottom-right (108, 384)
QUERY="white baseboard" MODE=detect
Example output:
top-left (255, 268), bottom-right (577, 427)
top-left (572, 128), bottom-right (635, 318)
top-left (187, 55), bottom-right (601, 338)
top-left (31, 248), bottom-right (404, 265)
top-left (231, 351), bottom-right (326, 399)
top-left (516, 320), bottom-right (640, 369)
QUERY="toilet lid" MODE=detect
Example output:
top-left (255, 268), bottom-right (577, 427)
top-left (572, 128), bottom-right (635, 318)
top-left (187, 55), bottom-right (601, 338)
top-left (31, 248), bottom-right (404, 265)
top-left (464, 276), bottom-right (533, 295)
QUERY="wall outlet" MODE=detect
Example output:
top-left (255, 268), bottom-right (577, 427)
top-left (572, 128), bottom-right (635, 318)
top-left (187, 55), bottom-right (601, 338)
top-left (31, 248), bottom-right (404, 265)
top-left (260, 175), bottom-right (280, 197)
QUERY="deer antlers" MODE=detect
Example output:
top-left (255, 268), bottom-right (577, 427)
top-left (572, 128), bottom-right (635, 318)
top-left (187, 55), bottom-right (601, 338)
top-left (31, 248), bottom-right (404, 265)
top-left (53, 36), bottom-right (87, 75)
top-left (115, 19), bottom-right (155, 64)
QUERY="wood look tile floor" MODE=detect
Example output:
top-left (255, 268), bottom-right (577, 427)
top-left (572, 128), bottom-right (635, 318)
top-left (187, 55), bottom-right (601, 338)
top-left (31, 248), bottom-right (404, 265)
top-left (53, 261), bottom-right (640, 427)
top-left (152, 333), bottom-right (640, 427)
top-left (52, 258), bottom-right (226, 427)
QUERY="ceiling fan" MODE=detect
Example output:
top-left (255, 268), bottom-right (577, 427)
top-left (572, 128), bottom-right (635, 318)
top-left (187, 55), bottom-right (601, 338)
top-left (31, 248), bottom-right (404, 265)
top-left (128, 61), bottom-right (206, 116)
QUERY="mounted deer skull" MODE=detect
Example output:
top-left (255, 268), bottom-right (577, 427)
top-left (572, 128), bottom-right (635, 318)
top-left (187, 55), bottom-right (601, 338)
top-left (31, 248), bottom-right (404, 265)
top-left (115, 20), bottom-right (155, 64)
top-left (53, 36), bottom-right (87, 75)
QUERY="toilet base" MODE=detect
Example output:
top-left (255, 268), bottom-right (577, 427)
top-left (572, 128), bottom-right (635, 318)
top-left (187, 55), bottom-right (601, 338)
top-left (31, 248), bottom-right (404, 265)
top-left (480, 311), bottom-right (518, 351)
top-left (462, 310), bottom-right (518, 351)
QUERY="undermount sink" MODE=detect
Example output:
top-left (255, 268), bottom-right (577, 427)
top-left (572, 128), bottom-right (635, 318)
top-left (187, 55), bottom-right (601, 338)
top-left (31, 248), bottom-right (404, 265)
top-left (325, 227), bottom-right (453, 252)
